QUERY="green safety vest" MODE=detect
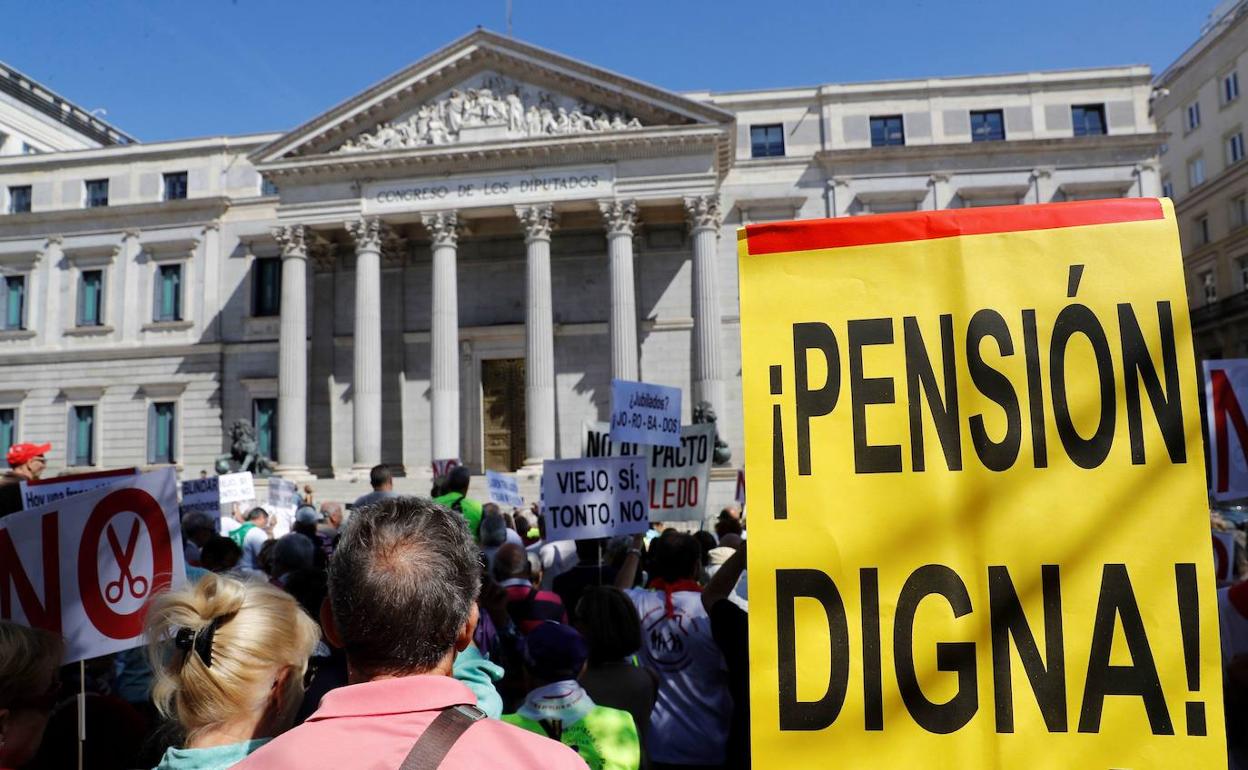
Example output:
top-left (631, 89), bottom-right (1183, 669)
top-left (503, 705), bottom-right (640, 770)
top-left (433, 492), bottom-right (483, 541)
top-left (227, 522), bottom-right (255, 549)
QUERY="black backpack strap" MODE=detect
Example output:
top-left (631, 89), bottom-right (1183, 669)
top-left (399, 704), bottom-right (487, 770)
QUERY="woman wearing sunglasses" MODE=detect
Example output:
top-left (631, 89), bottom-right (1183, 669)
top-left (145, 573), bottom-right (319, 770)
top-left (0, 621), bottom-right (62, 770)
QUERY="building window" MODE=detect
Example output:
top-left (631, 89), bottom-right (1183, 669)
top-left (0, 408), bottom-right (16, 452)
top-left (148, 401), bottom-right (176, 465)
top-left (0, 275), bottom-right (25, 331)
top-left (84, 179), bottom-right (109, 208)
top-left (252, 257), bottom-right (281, 317)
top-left (1203, 270), bottom-right (1218, 305)
top-left (260, 178), bottom-right (279, 197)
top-left (1071, 104), bottom-right (1107, 136)
top-left (869, 115), bottom-right (905, 147)
top-left (163, 171), bottom-right (188, 201)
top-left (77, 269), bottom-right (104, 327)
top-left (970, 110), bottom-right (1006, 142)
top-left (1239, 257), bottom-right (1248, 291)
top-left (1233, 195), bottom-right (1248, 229)
top-left (1162, 178), bottom-right (1174, 198)
top-left (1189, 156), bottom-right (1207, 188)
top-left (1197, 215), bottom-right (1211, 246)
top-left (154, 264), bottom-right (182, 322)
top-left (253, 398), bottom-right (277, 461)
top-left (1187, 101), bottom-right (1202, 131)
top-left (7, 185), bottom-right (31, 214)
top-left (750, 124), bottom-right (785, 158)
top-left (1226, 72), bottom-right (1241, 105)
top-left (1230, 132), bottom-right (1246, 165)
top-left (69, 405), bottom-right (95, 466)
top-left (21, 142), bottom-right (36, 155)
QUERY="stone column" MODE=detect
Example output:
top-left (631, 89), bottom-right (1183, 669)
top-left (517, 204), bottom-right (557, 464)
top-left (599, 200), bottom-right (640, 381)
top-left (347, 216), bottom-right (384, 473)
top-left (685, 194), bottom-right (726, 423)
top-left (273, 224), bottom-right (309, 476)
top-left (423, 211), bottom-right (461, 462)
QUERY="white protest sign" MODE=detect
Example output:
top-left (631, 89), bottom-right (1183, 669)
top-left (486, 470), bottom-right (524, 507)
top-left (541, 456), bottom-right (649, 540)
top-left (20, 468), bottom-right (138, 511)
top-left (609, 379), bottom-right (681, 448)
top-left (268, 477), bottom-right (298, 537)
top-left (432, 459), bottom-right (460, 479)
top-left (217, 472), bottom-right (255, 505)
top-left (180, 476), bottom-right (221, 514)
top-left (583, 422), bottom-right (714, 521)
top-left (1206, 359), bottom-right (1248, 500)
top-left (0, 468), bottom-right (185, 663)
top-left (1214, 529), bottom-right (1237, 584)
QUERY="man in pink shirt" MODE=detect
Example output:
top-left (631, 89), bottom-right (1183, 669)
top-left (235, 497), bottom-right (586, 770)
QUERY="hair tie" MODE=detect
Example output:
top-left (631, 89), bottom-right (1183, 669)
top-left (173, 618), bottom-right (220, 669)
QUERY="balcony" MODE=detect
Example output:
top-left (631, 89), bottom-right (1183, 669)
top-left (1191, 289), bottom-right (1248, 330)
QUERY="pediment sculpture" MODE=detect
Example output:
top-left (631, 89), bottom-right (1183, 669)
top-left (336, 73), bottom-right (645, 153)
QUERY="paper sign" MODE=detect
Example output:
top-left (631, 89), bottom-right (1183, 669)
top-left (486, 470), bottom-right (524, 507)
top-left (738, 200), bottom-right (1225, 767)
top-left (1214, 529), bottom-right (1237, 584)
top-left (609, 379), bottom-right (682, 448)
top-left (216, 472), bottom-right (255, 505)
top-left (540, 456), bottom-right (649, 540)
top-left (432, 458), bottom-right (460, 479)
top-left (20, 468), bottom-right (138, 511)
top-left (266, 477), bottom-right (298, 538)
top-left (1, 468), bottom-right (185, 663)
top-left (180, 477), bottom-right (221, 514)
top-left (1205, 359), bottom-right (1248, 500)
top-left (582, 422), bottom-right (714, 521)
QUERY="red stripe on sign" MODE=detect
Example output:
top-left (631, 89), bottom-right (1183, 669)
top-left (741, 198), bottom-right (1165, 255)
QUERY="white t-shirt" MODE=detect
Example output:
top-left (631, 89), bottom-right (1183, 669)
top-left (625, 587), bottom-right (731, 765)
top-left (535, 540), bottom-right (577, 590)
top-left (239, 525), bottom-right (270, 573)
top-left (218, 516), bottom-right (241, 536)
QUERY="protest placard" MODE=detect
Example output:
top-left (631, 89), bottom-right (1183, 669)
top-left (1205, 358), bottom-right (1248, 500)
top-left (486, 470), bottom-right (524, 507)
top-left (738, 199), bottom-right (1224, 767)
top-left (432, 458), bottom-right (459, 479)
top-left (540, 456), bottom-right (649, 541)
top-left (735, 469), bottom-right (746, 505)
top-left (582, 422), bottom-right (713, 521)
top-left (217, 472), bottom-right (255, 505)
top-left (20, 467), bottom-right (138, 511)
top-left (180, 477), bottom-right (220, 514)
top-left (609, 379), bottom-right (682, 448)
top-left (1, 468), bottom-right (184, 663)
top-left (268, 476), bottom-right (298, 537)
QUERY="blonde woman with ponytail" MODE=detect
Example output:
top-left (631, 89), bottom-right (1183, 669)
top-left (145, 573), bottom-right (319, 769)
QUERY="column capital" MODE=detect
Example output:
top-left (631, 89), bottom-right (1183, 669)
top-left (683, 194), bottom-right (722, 232)
top-left (121, 228), bottom-right (141, 241)
top-left (273, 224), bottom-right (308, 260)
top-left (346, 216), bottom-right (386, 253)
top-left (44, 234), bottom-right (64, 247)
top-left (517, 203), bottom-right (557, 243)
top-left (599, 199), bottom-right (639, 237)
top-left (421, 211), bottom-right (460, 248)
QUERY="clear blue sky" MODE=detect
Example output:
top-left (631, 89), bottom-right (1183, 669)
top-left (2, 0), bottom-right (1216, 142)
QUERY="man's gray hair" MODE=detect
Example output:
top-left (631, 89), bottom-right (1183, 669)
top-left (328, 496), bottom-right (481, 677)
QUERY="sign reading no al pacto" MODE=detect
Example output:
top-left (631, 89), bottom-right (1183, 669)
top-left (363, 165), bottom-right (615, 213)
top-left (738, 199), bottom-right (1225, 769)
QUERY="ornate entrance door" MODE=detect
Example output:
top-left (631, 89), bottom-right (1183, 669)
top-left (481, 358), bottom-right (526, 471)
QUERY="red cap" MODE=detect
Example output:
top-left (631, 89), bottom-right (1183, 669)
top-left (7, 442), bottom-right (50, 468)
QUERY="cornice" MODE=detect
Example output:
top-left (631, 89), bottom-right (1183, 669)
top-left (816, 132), bottom-right (1167, 168)
top-left (0, 196), bottom-right (231, 229)
top-left (1173, 160), bottom-right (1248, 215)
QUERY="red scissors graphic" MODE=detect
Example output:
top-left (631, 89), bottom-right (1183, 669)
top-left (105, 520), bottom-right (148, 603)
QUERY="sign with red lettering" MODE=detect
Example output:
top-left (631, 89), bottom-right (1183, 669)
top-left (1206, 359), bottom-right (1248, 500)
top-left (0, 468), bottom-right (183, 663)
top-left (582, 422), bottom-right (713, 521)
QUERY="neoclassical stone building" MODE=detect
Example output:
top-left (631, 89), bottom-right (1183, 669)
top-left (0, 31), bottom-right (1163, 491)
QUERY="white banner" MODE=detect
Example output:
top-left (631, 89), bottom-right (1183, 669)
top-left (541, 456), bottom-right (649, 541)
top-left (217, 472), bottom-right (256, 505)
top-left (583, 422), bottom-right (714, 522)
top-left (268, 477), bottom-right (298, 537)
top-left (485, 470), bottom-right (524, 507)
top-left (609, 379), bottom-right (682, 448)
top-left (20, 468), bottom-right (138, 511)
top-left (0, 469), bottom-right (185, 663)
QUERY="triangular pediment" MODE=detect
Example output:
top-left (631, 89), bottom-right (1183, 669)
top-left (252, 30), bottom-right (733, 164)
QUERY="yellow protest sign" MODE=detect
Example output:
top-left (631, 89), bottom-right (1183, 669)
top-left (738, 199), bottom-right (1225, 768)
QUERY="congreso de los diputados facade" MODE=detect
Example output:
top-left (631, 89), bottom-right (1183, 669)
top-left (0, 30), bottom-right (1164, 499)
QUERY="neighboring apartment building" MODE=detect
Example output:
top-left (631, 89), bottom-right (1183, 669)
top-left (0, 31), bottom-right (1162, 493)
top-left (1156, 0), bottom-right (1248, 360)
top-left (0, 61), bottom-right (133, 157)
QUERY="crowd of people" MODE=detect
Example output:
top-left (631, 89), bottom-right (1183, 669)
top-left (0, 451), bottom-right (752, 770)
